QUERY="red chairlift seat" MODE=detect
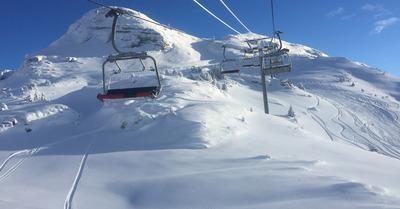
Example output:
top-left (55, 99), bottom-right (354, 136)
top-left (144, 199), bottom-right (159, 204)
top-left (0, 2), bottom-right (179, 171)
top-left (221, 69), bottom-right (240, 75)
top-left (97, 86), bottom-right (159, 101)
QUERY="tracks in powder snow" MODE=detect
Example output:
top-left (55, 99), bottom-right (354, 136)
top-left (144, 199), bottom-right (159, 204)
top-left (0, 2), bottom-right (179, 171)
top-left (307, 95), bottom-right (400, 159)
top-left (339, 105), bottom-right (400, 159)
top-left (0, 148), bottom-right (40, 182)
top-left (336, 94), bottom-right (400, 159)
top-left (307, 96), bottom-right (336, 142)
top-left (64, 138), bottom-right (95, 209)
top-left (0, 127), bottom-right (102, 209)
top-left (306, 96), bottom-right (363, 148)
top-left (0, 129), bottom-right (96, 181)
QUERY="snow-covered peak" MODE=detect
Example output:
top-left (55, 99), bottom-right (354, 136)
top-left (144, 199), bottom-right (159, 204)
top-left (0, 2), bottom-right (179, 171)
top-left (33, 7), bottom-right (199, 57)
top-left (28, 6), bottom-right (328, 67)
top-left (285, 42), bottom-right (328, 58)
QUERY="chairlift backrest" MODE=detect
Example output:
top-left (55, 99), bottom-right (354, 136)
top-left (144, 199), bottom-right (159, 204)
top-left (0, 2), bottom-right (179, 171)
top-left (96, 8), bottom-right (162, 101)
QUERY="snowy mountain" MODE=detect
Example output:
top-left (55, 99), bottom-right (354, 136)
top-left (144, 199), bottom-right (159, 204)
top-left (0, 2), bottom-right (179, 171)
top-left (1, 7), bottom-right (400, 209)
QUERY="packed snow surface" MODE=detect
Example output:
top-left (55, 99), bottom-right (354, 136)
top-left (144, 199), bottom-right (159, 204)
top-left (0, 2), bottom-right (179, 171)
top-left (1, 7), bottom-right (400, 209)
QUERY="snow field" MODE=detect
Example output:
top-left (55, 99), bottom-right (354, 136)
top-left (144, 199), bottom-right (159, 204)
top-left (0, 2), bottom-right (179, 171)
top-left (1, 6), bottom-right (400, 209)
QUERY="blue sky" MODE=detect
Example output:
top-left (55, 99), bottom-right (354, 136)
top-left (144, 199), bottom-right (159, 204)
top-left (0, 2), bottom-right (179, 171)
top-left (1, 0), bottom-right (399, 77)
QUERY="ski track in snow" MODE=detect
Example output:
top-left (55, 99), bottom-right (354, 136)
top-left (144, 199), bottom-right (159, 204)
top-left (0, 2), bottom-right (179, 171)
top-left (64, 138), bottom-right (95, 209)
top-left (62, 111), bottom-right (120, 209)
top-left (338, 93), bottom-right (400, 158)
top-left (0, 148), bottom-right (39, 182)
top-left (330, 104), bottom-right (367, 149)
top-left (0, 117), bottom-right (112, 203)
top-left (306, 93), bottom-right (400, 159)
top-left (0, 129), bottom-right (99, 208)
top-left (307, 95), bottom-right (335, 141)
top-left (343, 107), bottom-right (400, 158)
top-left (0, 131), bottom-right (92, 182)
top-left (0, 90), bottom-right (124, 178)
top-left (330, 103), bottom-right (372, 149)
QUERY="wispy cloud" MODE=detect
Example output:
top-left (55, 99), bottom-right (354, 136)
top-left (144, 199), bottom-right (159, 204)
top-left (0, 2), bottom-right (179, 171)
top-left (362, 3), bottom-right (399, 34)
top-left (372, 17), bottom-right (400, 34)
top-left (326, 7), bottom-right (354, 20)
top-left (362, 3), bottom-right (391, 18)
top-left (327, 7), bottom-right (344, 18)
top-left (342, 14), bottom-right (355, 20)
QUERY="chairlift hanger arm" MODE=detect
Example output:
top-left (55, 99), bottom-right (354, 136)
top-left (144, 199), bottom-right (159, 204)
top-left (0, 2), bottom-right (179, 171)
top-left (274, 31), bottom-right (283, 51)
top-left (222, 45), bottom-right (235, 61)
top-left (108, 10), bottom-right (123, 53)
top-left (246, 41), bottom-right (252, 49)
top-left (270, 0), bottom-right (276, 36)
top-left (222, 45), bottom-right (228, 60)
top-left (88, 0), bottom-right (200, 40)
top-left (88, 0), bottom-right (128, 54)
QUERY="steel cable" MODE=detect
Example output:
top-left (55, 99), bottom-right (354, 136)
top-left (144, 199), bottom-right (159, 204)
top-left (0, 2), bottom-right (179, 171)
top-left (193, 0), bottom-right (241, 34)
top-left (219, 0), bottom-right (252, 33)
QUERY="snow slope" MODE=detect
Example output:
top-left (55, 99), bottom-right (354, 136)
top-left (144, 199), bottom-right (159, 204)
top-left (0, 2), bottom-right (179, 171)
top-left (1, 7), bottom-right (400, 209)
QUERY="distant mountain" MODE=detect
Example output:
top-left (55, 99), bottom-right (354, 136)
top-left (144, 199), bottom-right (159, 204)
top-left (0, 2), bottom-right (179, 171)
top-left (1, 6), bottom-right (400, 209)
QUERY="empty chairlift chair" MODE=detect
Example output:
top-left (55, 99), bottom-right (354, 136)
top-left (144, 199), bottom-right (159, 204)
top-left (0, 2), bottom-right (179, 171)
top-left (96, 8), bottom-right (162, 102)
top-left (219, 45), bottom-right (240, 75)
top-left (242, 40), bottom-right (261, 69)
top-left (262, 31), bottom-right (291, 76)
top-left (97, 52), bottom-right (162, 101)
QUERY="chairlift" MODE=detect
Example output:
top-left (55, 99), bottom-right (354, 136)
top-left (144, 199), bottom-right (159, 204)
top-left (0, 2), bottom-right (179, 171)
top-left (261, 31), bottom-right (291, 76)
top-left (219, 45), bottom-right (240, 75)
top-left (96, 8), bottom-right (162, 102)
top-left (263, 50), bottom-right (291, 75)
top-left (242, 39), bottom-right (265, 68)
top-left (243, 40), bottom-right (258, 58)
top-left (242, 57), bottom-right (260, 68)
